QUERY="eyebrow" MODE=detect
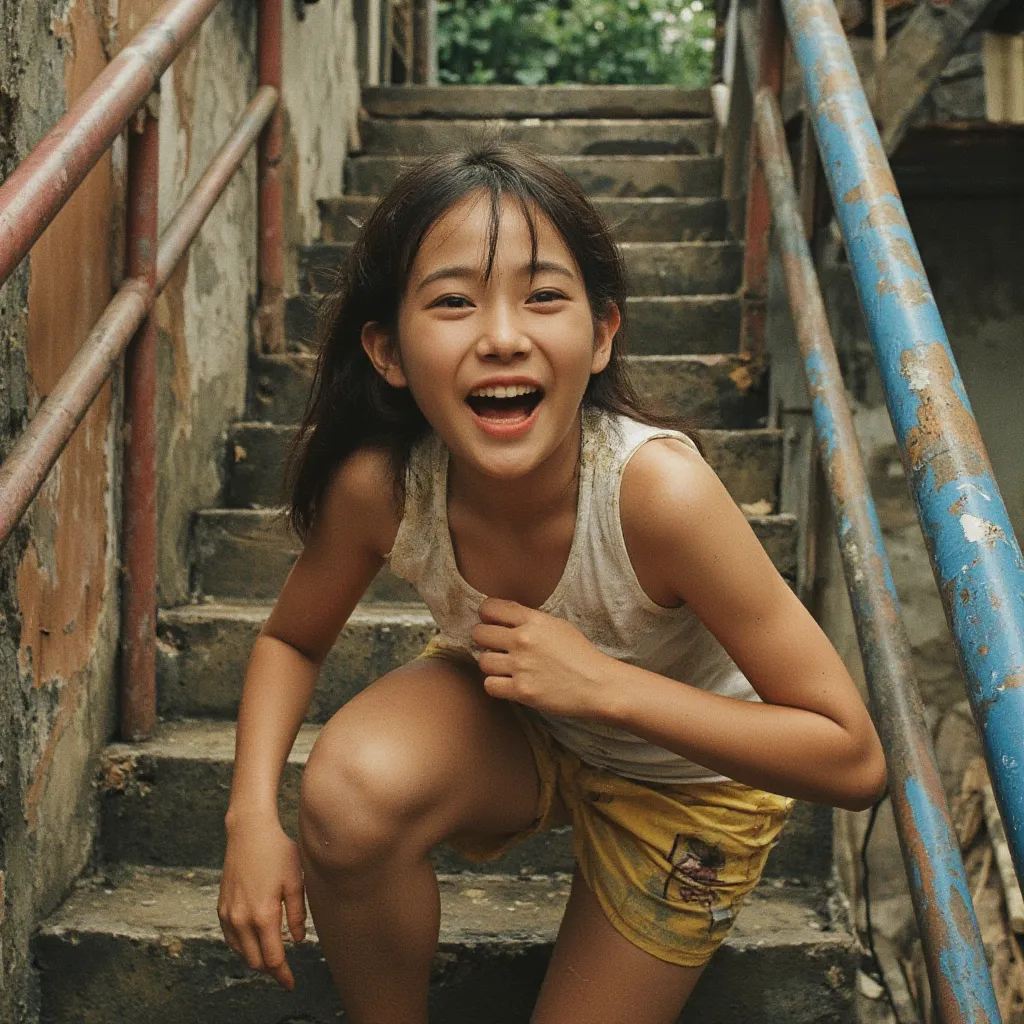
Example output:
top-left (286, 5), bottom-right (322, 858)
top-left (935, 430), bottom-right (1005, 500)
top-left (415, 260), bottom-right (575, 292)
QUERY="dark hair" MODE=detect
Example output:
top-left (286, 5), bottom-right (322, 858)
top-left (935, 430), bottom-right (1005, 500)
top-left (288, 145), bottom-right (700, 540)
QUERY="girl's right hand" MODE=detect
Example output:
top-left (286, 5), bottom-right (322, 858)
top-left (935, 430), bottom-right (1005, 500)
top-left (218, 810), bottom-right (307, 990)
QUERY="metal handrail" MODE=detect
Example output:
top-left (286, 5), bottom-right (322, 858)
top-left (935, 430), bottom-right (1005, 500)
top-left (754, 86), bottom-right (999, 1023)
top-left (0, 0), bottom-right (286, 740)
top-left (735, 0), bottom-right (1024, 1017)
top-left (782, 0), bottom-right (1024, 886)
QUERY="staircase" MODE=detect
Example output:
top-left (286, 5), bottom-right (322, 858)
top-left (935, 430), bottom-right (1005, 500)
top-left (33, 85), bottom-right (857, 1023)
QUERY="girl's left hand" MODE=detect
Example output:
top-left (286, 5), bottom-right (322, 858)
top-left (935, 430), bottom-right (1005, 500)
top-left (471, 598), bottom-right (613, 719)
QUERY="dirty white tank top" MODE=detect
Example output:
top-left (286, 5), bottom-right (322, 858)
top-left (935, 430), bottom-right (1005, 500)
top-left (386, 405), bottom-right (761, 784)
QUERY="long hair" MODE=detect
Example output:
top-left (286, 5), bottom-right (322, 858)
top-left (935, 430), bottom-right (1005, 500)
top-left (288, 146), bottom-right (700, 540)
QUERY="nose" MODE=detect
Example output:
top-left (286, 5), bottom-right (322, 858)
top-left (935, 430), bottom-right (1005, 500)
top-left (476, 302), bottom-right (531, 362)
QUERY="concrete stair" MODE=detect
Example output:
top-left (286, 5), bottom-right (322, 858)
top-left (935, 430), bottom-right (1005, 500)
top-left (34, 84), bottom-right (856, 1023)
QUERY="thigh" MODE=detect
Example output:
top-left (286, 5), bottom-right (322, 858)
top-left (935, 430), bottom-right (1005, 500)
top-left (308, 653), bottom-right (543, 846)
top-left (532, 867), bottom-right (704, 1024)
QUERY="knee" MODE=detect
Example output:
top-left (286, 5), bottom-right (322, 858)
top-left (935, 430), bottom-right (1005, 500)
top-left (298, 726), bottom-right (440, 874)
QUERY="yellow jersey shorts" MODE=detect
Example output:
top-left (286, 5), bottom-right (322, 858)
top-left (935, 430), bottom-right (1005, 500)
top-left (418, 637), bottom-right (795, 968)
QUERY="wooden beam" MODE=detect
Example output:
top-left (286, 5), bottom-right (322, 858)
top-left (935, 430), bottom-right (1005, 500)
top-left (877, 0), bottom-right (1009, 153)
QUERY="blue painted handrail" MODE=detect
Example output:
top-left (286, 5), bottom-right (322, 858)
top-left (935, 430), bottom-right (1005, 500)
top-left (780, 0), bottom-right (1024, 954)
top-left (754, 86), bottom-right (999, 1023)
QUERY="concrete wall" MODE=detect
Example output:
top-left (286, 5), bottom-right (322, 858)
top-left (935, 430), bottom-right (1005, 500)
top-left (0, 0), bottom-right (359, 1018)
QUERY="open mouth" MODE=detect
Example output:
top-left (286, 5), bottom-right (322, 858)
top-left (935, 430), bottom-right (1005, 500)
top-left (465, 385), bottom-right (544, 423)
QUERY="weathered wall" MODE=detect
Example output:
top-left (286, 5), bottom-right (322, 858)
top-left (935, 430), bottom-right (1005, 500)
top-left (0, 0), bottom-right (359, 1018)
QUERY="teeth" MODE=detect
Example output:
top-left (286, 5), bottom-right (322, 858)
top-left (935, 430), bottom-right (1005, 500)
top-left (469, 384), bottom-right (539, 399)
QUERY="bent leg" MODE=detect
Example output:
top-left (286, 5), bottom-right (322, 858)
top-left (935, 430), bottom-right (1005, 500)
top-left (532, 867), bottom-right (705, 1024)
top-left (298, 655), bottom-right (542, 1024)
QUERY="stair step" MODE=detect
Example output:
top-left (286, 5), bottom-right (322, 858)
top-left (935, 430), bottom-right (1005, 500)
top-left (97, 720), bottom-right (832, 881)
top-left (247, 353), bottom-right (769, 429)
top-left (345, 154), bottom-right (722, 198)
top-left (357, 116), bottom-right (715, 156)
top-left (224, 423), bottom-right (780, 511)
top-left (285, 293), bottom-right (739, 354)
top-left (34, 867), bottom-right (854, 1024)
top-left (361, 84), bottom-right (713, 120)
top-left (192, 501), bottom-right (790, 604)
top-left (319, 195), bottom-right (729, 244)
top-left (298, 240), bottom-right (742, 297)
top-left (161, 513), bottom-right (794, 719)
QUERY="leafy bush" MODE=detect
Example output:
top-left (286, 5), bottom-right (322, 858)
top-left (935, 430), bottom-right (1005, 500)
top-left (437, 0), bottom-right (715, 86)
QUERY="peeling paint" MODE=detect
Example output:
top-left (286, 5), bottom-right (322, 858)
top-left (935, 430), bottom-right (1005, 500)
top-left (901, 344), bottom-right (988, 490)
top-left (960, 514), bottom-right (1006, 547)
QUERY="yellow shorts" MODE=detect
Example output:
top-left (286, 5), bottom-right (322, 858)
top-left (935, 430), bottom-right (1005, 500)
top-left (419, 638), bottom-right (795, 968)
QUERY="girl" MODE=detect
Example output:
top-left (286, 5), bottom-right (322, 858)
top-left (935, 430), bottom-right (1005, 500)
top-left (218, 146), bottom-right (886, 1024)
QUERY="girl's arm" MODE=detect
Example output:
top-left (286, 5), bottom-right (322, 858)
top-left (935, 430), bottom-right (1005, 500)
top-left (473, 438), bottom-right (886, 811)
top-left (220, 446), bottom-right (397, 987)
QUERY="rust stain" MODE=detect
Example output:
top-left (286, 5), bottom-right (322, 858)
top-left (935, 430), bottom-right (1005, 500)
top-left (728, 364), bottom-right (754, 393)
top-left (949, 496), bottom-right (968, 516)
top-left (960, 587), bottom-right (970, 606)
top-left (890, 237), bottom-right (925, 278)
top-left (156, 255), bottom-right (192, 432)
top-left (878, 277), bottom-right (931, 307)
top-left (998, 672), bottom-right (1024, 692)
top-left (19, 0), bottom-right (114, 833)
top-left (865, 202), bottom-right (908, 231)
top-left (991, 594), bottom-right (1003, 611)
top-left (901, 344), bottom-right (988, 490)
top-left (979, 646), bottom-right (990, 656)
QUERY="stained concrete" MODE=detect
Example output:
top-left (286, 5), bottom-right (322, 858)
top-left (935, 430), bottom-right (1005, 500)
top-left (34, 867), bottom-right (854, 1024)
top-left (222, 423), bottom-right (782, 510)
top-left (356, 116), bottom-right (715, 156)
top-left (246, 351), bottom-right (770, 428)
top-left (0, 1), bottom-right (359, 1018)
top-left (320, 195), bottom-right (730, 244)
top-left (361, 85), bottom-right (713, 120)
top-left (346, 152), bottom-right (723, 198)
top-left (298, 239), bottom-right (743, 297)
top-left (285, 290), bottom-right (741, 353)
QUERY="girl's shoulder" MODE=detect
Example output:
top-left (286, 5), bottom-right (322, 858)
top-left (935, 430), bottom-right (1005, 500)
top-left (319, 444), bottom-right (403, 560)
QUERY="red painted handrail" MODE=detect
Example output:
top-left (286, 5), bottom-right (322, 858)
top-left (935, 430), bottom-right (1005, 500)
top-left (0, 0), bottom-right (285, 740)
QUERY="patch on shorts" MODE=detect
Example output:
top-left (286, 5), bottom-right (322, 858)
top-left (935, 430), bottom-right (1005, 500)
top-left (662, 834), bottom-right (727, 908)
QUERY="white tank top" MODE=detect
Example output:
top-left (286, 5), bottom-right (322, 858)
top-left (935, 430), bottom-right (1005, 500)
top-left (386, 405), bottom-right (761, 784)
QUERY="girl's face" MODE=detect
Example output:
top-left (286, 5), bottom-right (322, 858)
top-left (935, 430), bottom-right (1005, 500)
top-left (362, 192), bottom-right (619, 480)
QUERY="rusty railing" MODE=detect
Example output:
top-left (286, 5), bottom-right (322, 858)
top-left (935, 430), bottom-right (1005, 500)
top-left (731, 0), bottom-right (1024, 1019)
top-left (0, 0), bottom-right (287, 741)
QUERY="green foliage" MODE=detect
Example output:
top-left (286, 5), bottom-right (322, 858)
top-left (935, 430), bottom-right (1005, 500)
top-left (437, 0), bottom-right (715, 86)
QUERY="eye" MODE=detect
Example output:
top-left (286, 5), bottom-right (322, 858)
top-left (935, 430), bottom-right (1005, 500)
top-left (430, 295), bottom-right (474, 309)
top-left (528, 289), bottom-right (566, 304)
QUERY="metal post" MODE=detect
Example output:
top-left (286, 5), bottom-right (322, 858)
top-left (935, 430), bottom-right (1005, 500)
top-left (756, 87), bottom-right (1002, 1024)
top-left (412, 0), bottom-right (434, 85)
top-left (257, 0), bottom-right (286, 354)
top-left (120, 101), bottom-right (160, 742)
top-left (738, 0), bottom-right (785, 359)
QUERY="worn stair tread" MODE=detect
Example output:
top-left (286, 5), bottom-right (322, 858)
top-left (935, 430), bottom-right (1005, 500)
top-left (345, 153), bottom-right (722, 199)
top-left (223, 423), bottom-right (780, 512)
top-left (361, 84), bottom-right (713, 120)
top-left (298, 240), bottom-right (743, 297)
top-left (286, 292), bottom-right (739, 354)
top-left (357, 116), bottom-right (715, 156)
top-left (97, 719), bottom-right (832, 881)
top-left (161, 599), bottom-right (432, 626)
top-left (40, 865), bottom-right (845, 951)
top-left (190, 509), bottom-right (794, 605)
top-left (247, 352), bottom-right (770, 430)
top-left (319, 195), bottom-right (729, 243)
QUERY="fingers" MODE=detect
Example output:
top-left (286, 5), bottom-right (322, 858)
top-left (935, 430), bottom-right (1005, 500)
top-left (284, 880), bottom-right (307, 944)
top-left (472, 622), bottom-right (513, 651)
top-left (256, 917), bottom-right (295, 991)
top-left (476, 649), bottom-right (512, 678)
top-left (478, 597), bottom-right (531, 626)
top-left (219, 903), bottom-right (297, 991)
